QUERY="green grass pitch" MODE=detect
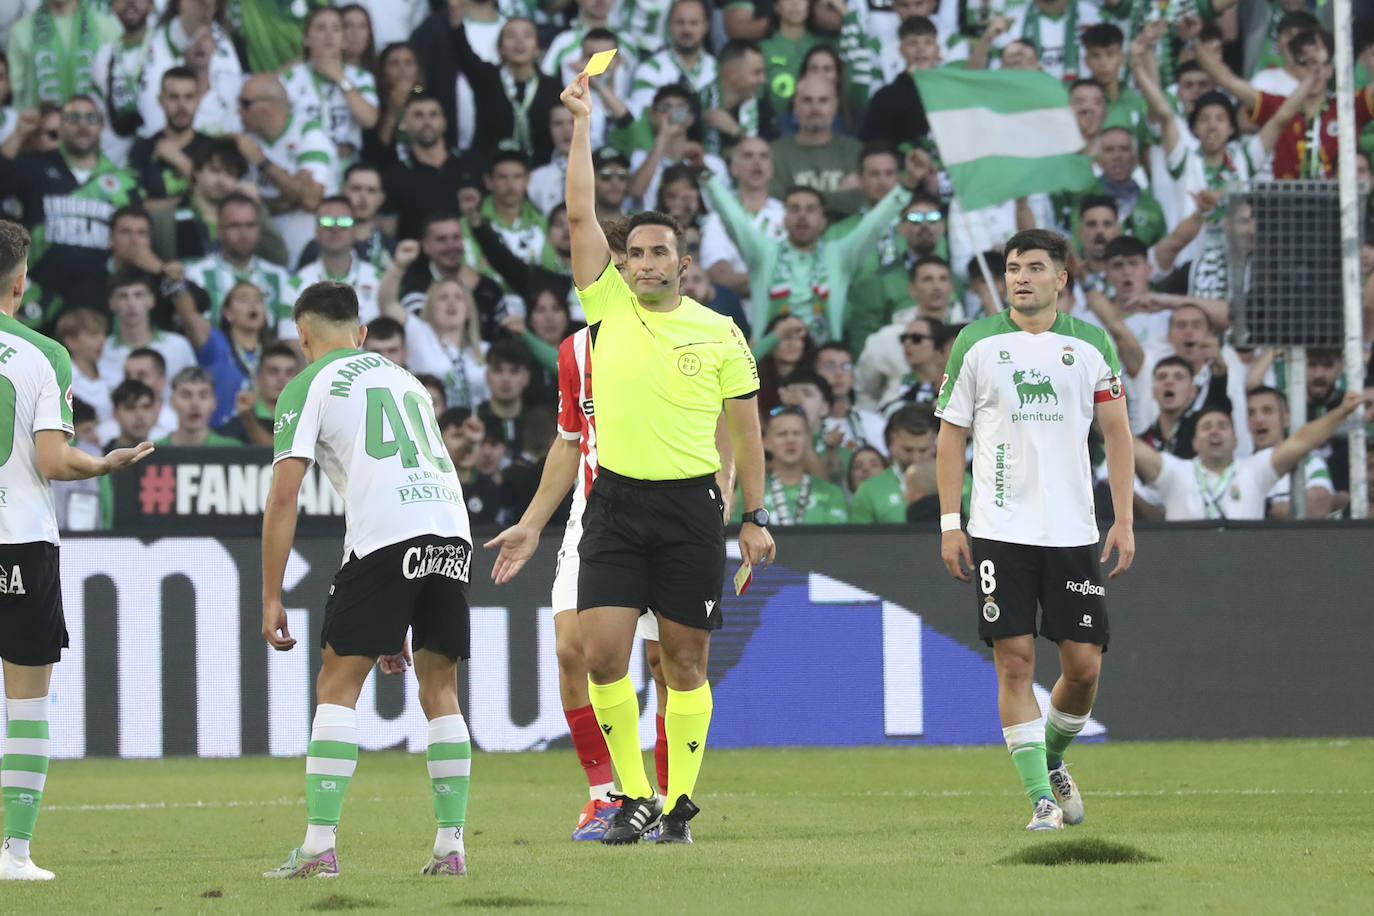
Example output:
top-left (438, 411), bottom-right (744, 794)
top-left (2, 740), bottom-right (1370, 914)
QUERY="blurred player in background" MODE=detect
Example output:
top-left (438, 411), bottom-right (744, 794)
top-left (261, 281), bottom-right (475, 877)
top-left (0, 221), bottom-right (153, 881)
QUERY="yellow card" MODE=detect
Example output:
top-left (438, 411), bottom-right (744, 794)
top-left (583, 48), bottom-right (617, 76)
top-left (733, 561), bottom-right (753, 596)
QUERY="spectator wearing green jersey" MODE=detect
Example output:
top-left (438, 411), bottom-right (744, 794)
top-left (542, 0), bottom-right (636, 88)
top-left (767, 74), bottom-right (863, 218)
top-left (0, 94), bottom-right (142, 331)
top-left (155, 365), bottom-right (244, 447)
top-left (756, 0), bottom-right (870, 123)
top-left (851, 404), bottom-right (936, 523)
top-left (625, 85), bottom-right (728, 210)
top-left (230, 0), bottom-right (320, 75)
top-left (280, 6), bottom-right (380, 163)
top-left (182, 193), bottom-right (297, 330)
top-left (232, 73), bottom-right (339, 268)
top-left (730, 407), bottom-right (848, 525)
top-left (699, 39), bottom-right (774, 160)
top-left (142, 0), bottom-right (247, 145)
top-left (5, 0), bottom-right (122, 109)
top-left (627, 0), bottom-right (717, 119)
top-left (1081, 23), bottom-right (1150, 149)
top-left (704, 150), bottom-right (923, 346)
top-left (824, 145), bottom-right (921, 351)
top-left (847, 444), bottom-right (888, 495)
top-left (150, 138), bottom-right (289, 266)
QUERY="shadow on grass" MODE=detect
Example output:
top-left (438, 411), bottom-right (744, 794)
top-left (453, 898), bottom-right (556, 908)
top-left (1000, 839), bottom-right (1156, 867)
top-left (306, 895), bottom-right (376, 911)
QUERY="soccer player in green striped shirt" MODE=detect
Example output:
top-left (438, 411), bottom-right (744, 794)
top-left (262, 281), bottom-right (476, 878)
top-left (0, 221), bottom-right (153, 881)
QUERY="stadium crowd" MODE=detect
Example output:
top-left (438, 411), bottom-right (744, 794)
top-left (3, 0), bottom-right (1373, 530)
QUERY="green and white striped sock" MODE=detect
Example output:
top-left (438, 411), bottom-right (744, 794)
top-left (3, 696), bottom-right (51, 861)
top-left (427, 714), bottom-right (471, 856)
top-left (1004, 719), bottom-right (1053, 807)
top-left (303, 704), bottom-right (358, 855)
top-left (1045, 706), bottom-right (1089, 770)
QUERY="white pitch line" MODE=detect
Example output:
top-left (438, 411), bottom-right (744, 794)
top-left (709, 787), bottom-right (1374, 799)
top-left (41, 787), bottom-right (1374, 812)
top-left (42, 795), bottom-right (396, 813)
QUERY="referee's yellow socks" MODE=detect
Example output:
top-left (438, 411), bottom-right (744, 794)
top-left (587, 675), bottom-right (653, 800)
top-left (665, 682), bottom-right (713, 806)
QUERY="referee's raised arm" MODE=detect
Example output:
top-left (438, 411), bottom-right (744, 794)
top-left (561, 73), bottom-right (612, 291)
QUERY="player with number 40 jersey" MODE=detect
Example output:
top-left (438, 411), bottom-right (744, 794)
top-left (262, 280), bottom-right (475, 881)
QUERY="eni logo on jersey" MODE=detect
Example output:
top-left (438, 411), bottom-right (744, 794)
top-left (1010, 368), bottom-right (1065, 422)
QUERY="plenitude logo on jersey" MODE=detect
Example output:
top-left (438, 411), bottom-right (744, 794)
top-left (1009, 367), bottom-right (1064, 423)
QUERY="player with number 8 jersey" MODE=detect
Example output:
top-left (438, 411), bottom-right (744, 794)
top-left (935, 229), bottom-right (1136, 834)
top-left (262, 281), bottom-right (475, 880)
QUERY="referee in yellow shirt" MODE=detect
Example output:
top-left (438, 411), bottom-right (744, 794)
top-left (560, 72), bottom-right (776, 846)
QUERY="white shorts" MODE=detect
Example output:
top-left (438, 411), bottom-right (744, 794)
top-left (550, 504), bottom-right (659, 642)
top-left (550, 506), bottom-right (584, 613)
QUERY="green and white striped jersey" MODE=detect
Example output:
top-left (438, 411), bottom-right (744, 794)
top-left (628, 51), bottom-right (718, 118)
top-left (255, 113), bottom-right (339, 203)
top-left (184, 254), bottom-right (299, 329)
top-left (614, 0), bottom-right (672, 56)
top-left (273, 348), bottom-right (470, 560)
top-left (280, 62), bottom-right (379, 152)
top-left (0, 314), bottom-right (75, 546)
top-left (936, 310), bottom-right (1122, 547)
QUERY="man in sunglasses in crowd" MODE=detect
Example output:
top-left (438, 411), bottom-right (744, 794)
top-left (0, 94), bottom-right (141, 332)
top-left (590, 147), bottom-right (631, 225)
top-left (231, 74), bottom-right (338, 268)
top-left (283, 197), bottom-right (384, 340)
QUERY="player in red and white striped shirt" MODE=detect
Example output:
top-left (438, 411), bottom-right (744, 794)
top-left (485, 326), bottom-right (672, 841)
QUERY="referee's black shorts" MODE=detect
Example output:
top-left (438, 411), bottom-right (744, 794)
top-left (578, 469), bottom-right (725, 631)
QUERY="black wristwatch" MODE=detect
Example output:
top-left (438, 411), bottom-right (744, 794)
top-left (741, 508), bottom-right (770, 528)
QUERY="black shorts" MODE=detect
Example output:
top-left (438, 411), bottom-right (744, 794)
top-left (578, 469), bottom-right (725, 631)
top-left (322, 535), bottom-right (472, 659)
top-left (970, 538), bottom-right (1109, 650)
top-left (0, 542), bottom-right (68, 666)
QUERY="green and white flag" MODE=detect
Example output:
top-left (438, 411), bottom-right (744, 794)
top-left (914, 69), bottom-right (1094, 211)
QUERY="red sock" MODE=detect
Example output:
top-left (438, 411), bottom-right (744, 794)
top-left (565, 704), bottom-right (613, 788)
top-left (654, 713), bottom-right (669, 795)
